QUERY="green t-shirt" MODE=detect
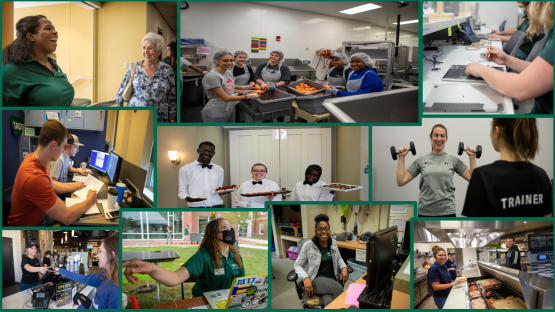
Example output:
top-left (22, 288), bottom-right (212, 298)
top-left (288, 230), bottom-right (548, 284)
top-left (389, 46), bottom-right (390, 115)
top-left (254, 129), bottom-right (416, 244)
top-left (407, 152), bottom-right (467, 216)
top-left (2, 57), bottom-right (74, 106)
top-left (316, 244), bottom-right (335, 279)
top-left (184, 227), bottom-right (189, 235)
top-left (161, 56), bottom-right (178, 83)
top-left (184, 248), bottom-right (245, 297)
top-left (532, 29), bottom-right (553, 114)
top-left (516, 18), bottom-right (544, 56)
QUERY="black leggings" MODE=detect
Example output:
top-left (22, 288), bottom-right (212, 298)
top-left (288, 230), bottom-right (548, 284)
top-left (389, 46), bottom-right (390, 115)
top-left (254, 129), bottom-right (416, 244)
top-left (418, 213), bottom-right (457, 218)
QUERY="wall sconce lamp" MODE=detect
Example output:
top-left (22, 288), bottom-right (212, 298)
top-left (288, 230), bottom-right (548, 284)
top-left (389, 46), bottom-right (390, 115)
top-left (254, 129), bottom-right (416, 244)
top-left (169, 151), bottom-right (181, 168)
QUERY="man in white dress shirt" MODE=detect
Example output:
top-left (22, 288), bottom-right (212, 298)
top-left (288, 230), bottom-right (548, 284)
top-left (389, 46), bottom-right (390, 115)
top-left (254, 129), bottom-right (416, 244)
top-left (234, 163), bottom-right (282, 208)
top-left (178, 141), bottom-right (228, 207)
top-left (291, 164), bottom-right (335, 201)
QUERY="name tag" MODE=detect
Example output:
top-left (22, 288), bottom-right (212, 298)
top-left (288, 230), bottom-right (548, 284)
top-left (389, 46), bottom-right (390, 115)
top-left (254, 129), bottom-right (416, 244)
top-left (231, 263), bottom-right (238, 269)
top-left (214, 268), bottom-right (225, 276)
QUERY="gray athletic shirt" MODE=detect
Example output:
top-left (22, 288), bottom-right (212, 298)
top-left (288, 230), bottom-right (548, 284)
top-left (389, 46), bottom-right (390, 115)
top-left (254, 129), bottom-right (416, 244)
top-left (407, 152), bottom-right (467, 216)
top-left (50, 153), bottom-right (70, 183)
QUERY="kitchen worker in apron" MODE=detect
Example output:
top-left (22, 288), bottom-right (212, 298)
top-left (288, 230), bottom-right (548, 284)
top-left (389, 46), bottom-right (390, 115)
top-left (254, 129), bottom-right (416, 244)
top-left (291, 164), bottom-right (335, 201)
top-left (233, 163), bottom-right (282, 208)
top-left (123, 218), bottom-right (245, 298)
top-left (325, 53), bottom-right (383, 97)
top-left (231, 50), bottom-right (256, 87)
top-left (444, 252), bottom-right (457, 280)
top-left (201, 51), bottom-right (259, 122)
top-left (254, 50), bottom-right (292, 91)
top-left (324, 53), bottom-right (352, 89)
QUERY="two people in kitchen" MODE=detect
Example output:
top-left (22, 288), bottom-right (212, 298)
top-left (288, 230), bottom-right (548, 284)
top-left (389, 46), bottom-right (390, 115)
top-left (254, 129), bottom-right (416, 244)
top-left (324, 52), bottom-right (384, 96)
top-left (428, 246), bottom-right (464, 309)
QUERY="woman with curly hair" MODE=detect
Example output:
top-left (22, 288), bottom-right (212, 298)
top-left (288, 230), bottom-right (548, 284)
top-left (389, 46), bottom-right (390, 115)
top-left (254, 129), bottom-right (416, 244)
top-left (123, 218), bottom-right (245, 297)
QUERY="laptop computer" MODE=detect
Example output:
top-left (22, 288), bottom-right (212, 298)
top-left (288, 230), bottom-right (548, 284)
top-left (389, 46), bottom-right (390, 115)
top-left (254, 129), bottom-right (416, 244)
top-left (204, 274), bottom-right (269, 309)
top-left (442, 65), bottom-right (506, 82)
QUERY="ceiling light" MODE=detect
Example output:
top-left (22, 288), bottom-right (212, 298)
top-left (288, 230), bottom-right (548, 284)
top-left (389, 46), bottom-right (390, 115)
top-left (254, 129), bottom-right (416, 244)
top-left (340, 3), bottom-right (382, 15)
top-left (393, 20), bottom-right (419, 25)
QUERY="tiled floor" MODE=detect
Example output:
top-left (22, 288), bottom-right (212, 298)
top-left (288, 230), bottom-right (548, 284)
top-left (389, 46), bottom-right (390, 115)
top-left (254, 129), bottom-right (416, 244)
top-left (416, 295), bottom-right (437, 309)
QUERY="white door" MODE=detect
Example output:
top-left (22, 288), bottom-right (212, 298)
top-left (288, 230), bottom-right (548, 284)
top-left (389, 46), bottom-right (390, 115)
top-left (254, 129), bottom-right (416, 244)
top-left (228, 128), bottom-right (332, 192)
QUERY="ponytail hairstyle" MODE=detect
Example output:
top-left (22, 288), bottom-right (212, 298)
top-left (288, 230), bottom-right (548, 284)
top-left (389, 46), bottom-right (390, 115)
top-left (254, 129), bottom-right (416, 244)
top-left (100, 233), bottom-right (119, 286)
top-left (432, 246), bottom-right (446, 257)
top-left (492, 118), bottom-right (539, 160)
top-left (2, 15), bottom-right (47, 66)
top-left (429, 124), bottom-right (448, 151)
top-left (199, 218), bottom-right (243, 270)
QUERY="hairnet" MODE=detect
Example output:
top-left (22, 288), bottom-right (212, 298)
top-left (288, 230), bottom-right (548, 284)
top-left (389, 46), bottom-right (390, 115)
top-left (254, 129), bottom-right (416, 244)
top-left (330, 53), bottom-right (348, 65)
top-left (212, 51), bottom-right (233, 64)
top-left (350, 52), bottom-right (374, 68)
top-left (270, 50), bottom-right (284, 62)
top-left (233, 50), bottom-right (248, 59)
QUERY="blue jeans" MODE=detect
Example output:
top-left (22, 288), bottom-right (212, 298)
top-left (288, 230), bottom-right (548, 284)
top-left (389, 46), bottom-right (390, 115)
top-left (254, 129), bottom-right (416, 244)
top-left (515, 48), bottom-right (527, 60)
top-left (433, 296), bottom-right (448, 309)
top-left (20, 282), bottom-right (39, 291)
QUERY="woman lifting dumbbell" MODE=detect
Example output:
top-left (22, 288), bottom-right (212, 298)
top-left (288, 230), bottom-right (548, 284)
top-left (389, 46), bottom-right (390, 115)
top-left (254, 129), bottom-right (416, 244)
top-left (395, 124), bottom-right (477, 217)
top-left (462, 119), bottom-right (552, 217)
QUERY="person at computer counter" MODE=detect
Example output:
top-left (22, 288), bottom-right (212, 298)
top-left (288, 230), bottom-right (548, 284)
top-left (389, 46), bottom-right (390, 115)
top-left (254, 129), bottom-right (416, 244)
top-left (294, 214), bottom-right (348, 307)
top-left (8, 119), bottom-right (98, 226)
top-left (462, 119), bottom-right (552, 217)
top-left (396, 124), bottom-right (476, 217)
top-left (233, 163), bottom-right (282, 208)
top-left (123, 218), bottom-right (245, 298)
top-left (465, 1), bottom-right (553, 114)
top-left (428, 246), bottom-right (464, 309)
top-left (50, 134), bottom-right (89, 195)
top-left (53, 233), bottom-right (119, 309)
top-left (21, 242), bottom-right (48, 291)
top-left (291, 165), bottom-right (335, 201)
top-left (324, 53), bottom-right (383, 97)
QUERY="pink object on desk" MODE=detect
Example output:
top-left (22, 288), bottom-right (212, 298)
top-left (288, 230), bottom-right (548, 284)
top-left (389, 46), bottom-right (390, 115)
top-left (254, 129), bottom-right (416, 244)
top-left (345, 283), bottom-right (367, 306)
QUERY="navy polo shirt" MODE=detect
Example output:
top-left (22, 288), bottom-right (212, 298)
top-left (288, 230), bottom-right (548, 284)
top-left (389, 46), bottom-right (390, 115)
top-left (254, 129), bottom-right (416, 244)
top-left (428, 261), bottom-right (452, 297)
top-left (444, 259), bottom-right (457, 280)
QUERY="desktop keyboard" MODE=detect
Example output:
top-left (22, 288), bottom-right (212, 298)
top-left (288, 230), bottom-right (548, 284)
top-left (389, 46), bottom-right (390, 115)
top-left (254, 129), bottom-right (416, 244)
top-left (357, 277), bottom-right (394, 309)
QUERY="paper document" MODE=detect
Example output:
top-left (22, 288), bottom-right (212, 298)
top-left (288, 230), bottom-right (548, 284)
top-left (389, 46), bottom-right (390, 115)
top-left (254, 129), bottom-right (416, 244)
top-left (345, 283), bottom-right (366, 305)
top-left (73, 175), bottom-right (104, 199)
top-left (73, 175), bottom-right (87, 182)
top-left (66, 197), bottom-right (99, 215)
top-left (190, 305), bottom-right (209, 309)
top-left (46, 112), bottom-right (59, 121)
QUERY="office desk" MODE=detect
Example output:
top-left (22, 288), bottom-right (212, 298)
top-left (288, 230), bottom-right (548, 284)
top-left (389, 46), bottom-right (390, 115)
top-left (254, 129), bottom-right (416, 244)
top-left (123, 251), bottom-right (181, 304)
top-left (324, 274), bottom-right (366, 309)
top-left (2, 285), bottom-right (94, 309)
top-left (152, 297), bottom-right (209, 309)
top-left (423, 39), bottom-right (514, 114)
top-left (336, 240), bottom-right (367, 251)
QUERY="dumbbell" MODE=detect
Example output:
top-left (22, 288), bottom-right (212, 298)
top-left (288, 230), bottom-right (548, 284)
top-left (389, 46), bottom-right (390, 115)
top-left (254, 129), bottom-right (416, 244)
top-left (458, 142), bottom-right (482, 158)
top-left (390, 141), bottom-right (416, 161)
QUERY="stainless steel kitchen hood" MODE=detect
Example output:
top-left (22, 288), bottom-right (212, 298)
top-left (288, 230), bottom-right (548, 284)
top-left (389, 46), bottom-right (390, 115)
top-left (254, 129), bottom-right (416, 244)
top-left (416, 221), bottom-right (516, 247)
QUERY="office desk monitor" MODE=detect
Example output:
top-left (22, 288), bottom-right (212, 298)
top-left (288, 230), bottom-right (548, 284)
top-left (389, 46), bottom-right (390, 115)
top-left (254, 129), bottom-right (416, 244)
top-left (119, 159), bottom-right (147, 197)
top-left (107, 151), bottom-right (123, 185)
top-left (90, 150), bottom-right (109, 173)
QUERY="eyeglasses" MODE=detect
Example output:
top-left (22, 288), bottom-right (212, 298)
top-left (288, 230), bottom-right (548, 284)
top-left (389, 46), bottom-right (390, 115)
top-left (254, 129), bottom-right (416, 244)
top-left (316, 227), bottom-right (330, 232)
top-left (252, 170), bottom-right (267, 173)
top-left (199, 149), bottom-right (215, 154)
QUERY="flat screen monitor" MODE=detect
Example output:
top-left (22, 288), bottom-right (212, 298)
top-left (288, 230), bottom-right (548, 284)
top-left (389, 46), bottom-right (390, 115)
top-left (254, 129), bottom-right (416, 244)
top-left (106, 151), bottom-right (122, 183)
top-left (538, 254), bottom-right (547, 260)
top-left (89, 150), bottom-right (109, 173)
top-left (366, 226), bottom-right (398, 292)
top-left (119, 159), bottom-right (147, 197)
top-left (401, 221), bottom-right (410, 252)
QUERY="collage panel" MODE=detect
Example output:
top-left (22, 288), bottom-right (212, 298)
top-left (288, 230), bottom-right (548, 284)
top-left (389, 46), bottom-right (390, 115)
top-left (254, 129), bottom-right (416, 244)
top-left (413, 220), bottom-right (553, 309)
top-left (2, 230), bottom-right (120, 309)
top-left (2, 1), bottom-right (178, 122)
top-left (2, 109), bottom-right (154, 227)
top-left (372, 117), bottom-right (554, 217)
top-left (423, 1), bottom-right (553, 114)
top-left (121, 210), bottom-right (269, 309)
top-left (182, 1), bottom-right (418, 123)
top-left (270, 203), bottom-right (412, 309)
top-left (156, 126), bottom-right (369, 208)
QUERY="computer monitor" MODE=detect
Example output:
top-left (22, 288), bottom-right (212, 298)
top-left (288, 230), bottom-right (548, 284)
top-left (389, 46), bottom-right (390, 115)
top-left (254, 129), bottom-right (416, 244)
top-left (89, 150), bottom-right (109, 173)
top-left (401, 221), bottom-right (410, 252)
top-left (106, 151), bottom-right (123, 184)
top-left (365, 226), bottom-right (398, 292)
top-left (119, 159), bottom-right (147, 197)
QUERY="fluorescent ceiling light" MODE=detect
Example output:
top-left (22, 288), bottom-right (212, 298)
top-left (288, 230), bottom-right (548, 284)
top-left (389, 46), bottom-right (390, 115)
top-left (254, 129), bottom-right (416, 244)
top-left (393, 20), bottom-right (419, 25)
top-left (340, 3), bottom-right (381, 15)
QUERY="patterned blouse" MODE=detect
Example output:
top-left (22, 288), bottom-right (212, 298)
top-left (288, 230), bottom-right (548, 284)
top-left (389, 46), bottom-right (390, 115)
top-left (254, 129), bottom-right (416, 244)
top-left (115, 60), bottom-right (176, 122)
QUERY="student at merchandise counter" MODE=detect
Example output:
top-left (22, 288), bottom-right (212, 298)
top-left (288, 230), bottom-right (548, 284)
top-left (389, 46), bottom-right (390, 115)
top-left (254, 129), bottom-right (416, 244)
top-left (291, 164), bottom-right (335, 201)
top-left (294, 214), bottom-right (348, 307)
top-left (8, 119), bottom-right (97, 226)
top-left (21, 242), bottom-right (48, 291)
top-left (465, 1), bottom-right (553, 114)
top-left (325, 53), bottom-right (383, 96)
top-left (234, 163), bottom-right (282, 208)
top-left (428, 246), bottom-right (464, 309)
top-left (54, 233), bottom-right (119, 309)
top-left (123, 218), bottom-right (245, 297)
top-left (462, 119), bottom-right (552, 217)
top-left (42, 250), bottom-right (52, 268)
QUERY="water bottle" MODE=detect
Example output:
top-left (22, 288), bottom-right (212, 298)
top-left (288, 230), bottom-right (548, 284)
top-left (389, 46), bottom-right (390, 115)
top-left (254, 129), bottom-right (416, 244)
top-left (66, 257), bottom-right (70, 270)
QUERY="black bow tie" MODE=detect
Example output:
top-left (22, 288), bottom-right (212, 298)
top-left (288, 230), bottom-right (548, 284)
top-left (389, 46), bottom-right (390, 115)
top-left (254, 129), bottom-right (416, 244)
top-left (303, 181), bottom-right (314, 186)
top-left (252, 181), bottom-right (263, 185)
top-left (200, 164), bottom-right (212, 169)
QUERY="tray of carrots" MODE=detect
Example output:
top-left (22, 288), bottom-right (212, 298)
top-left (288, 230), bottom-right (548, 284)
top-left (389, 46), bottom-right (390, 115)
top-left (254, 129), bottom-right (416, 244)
top-left (286, 79), bottom-right (326, 96)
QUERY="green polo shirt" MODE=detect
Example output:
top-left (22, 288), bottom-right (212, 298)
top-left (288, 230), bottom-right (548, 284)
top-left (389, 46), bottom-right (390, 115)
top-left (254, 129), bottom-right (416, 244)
top-left (184, 248), bottom-right (245, 297)
top-left (316, 244), bottom-right (335, 279)
top-left (184, 227), bottom-right (189, 235)
top-left (161, 56), bottom-right (178, 83)
top-left (2, 57), bottom-right (74, 106)
top-left (532, 29), bottom-right (553, 114)
top-left (516, 18), bottom-right (544, 57)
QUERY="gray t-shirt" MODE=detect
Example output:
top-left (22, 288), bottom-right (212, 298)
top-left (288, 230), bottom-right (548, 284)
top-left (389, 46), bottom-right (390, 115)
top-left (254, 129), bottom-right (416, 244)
top-left (202, 68), bottom-right (236, 100)
top-left (50, 153), bottom-right (70, 183)
top-left (407, 152), bottom-right (467, 216)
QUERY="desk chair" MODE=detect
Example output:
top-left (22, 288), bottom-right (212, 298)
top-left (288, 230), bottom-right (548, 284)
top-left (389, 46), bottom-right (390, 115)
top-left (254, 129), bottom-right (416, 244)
top-left (499, 20), bottom-right (507, 32)
top-left (2, 187), bottom-right (13, 226)
top-left (525, 34), bottom-right (548, 62)
top-left (504, 30), bottom-right (527, 57)
top-left (287, 265), bottom-right (354, 309)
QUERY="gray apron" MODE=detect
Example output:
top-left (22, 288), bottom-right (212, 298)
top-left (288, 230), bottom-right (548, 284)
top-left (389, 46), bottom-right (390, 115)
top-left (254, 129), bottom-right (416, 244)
top-left (261, 62), bottom-right (282, 84)
top-left (231, 65), bottom-right (251, 86)
top-left (345, 70), bottom-right (371, 93)
top-left (326, 67), bottom-right (350, 87)
top-left (201, 68), bottom-right (239, 122)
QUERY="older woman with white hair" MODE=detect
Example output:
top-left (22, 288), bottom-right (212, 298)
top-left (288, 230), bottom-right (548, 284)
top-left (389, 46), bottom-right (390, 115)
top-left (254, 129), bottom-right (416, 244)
top-left (325, 52), bottom-right (383, 97)
top-left (115, 32), bottom-right (176, 122)
top-left (201, 51), bottom-right (260, 122)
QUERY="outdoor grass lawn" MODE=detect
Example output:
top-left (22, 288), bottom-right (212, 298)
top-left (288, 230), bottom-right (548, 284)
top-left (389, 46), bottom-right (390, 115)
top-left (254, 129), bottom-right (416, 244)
top-left (122, 246), bottom-right (268, 309)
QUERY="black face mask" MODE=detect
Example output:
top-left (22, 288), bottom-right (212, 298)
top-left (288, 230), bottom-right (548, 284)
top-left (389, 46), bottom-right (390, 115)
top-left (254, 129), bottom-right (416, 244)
top-left (220, 228), bottom-right (237, 245)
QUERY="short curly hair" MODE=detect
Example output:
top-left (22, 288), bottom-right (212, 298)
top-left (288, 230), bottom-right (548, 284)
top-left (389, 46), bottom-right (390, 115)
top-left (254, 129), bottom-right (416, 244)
top-left (142, 32), bottom-right (165, 52)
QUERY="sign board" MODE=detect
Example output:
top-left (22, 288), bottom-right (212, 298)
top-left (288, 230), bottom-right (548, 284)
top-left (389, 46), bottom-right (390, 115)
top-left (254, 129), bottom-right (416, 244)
top-left (10, 115), bottom-right (24, 135)
top-left (55, 280), bottom-right (73, 307)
